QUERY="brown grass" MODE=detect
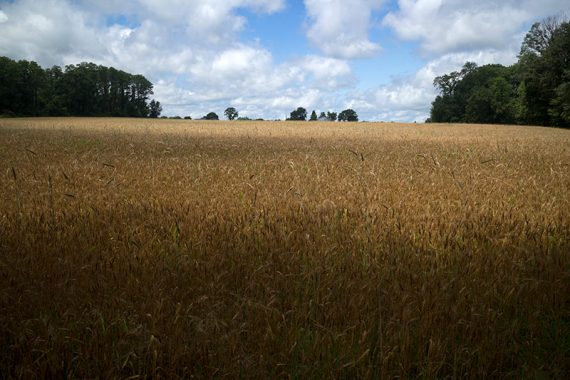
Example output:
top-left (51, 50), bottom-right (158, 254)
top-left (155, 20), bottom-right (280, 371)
top-left (1, 117), bottom-right (569, 378)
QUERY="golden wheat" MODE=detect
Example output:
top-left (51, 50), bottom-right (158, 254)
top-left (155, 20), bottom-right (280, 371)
top-left (1, 117), bottom-right (569, 378)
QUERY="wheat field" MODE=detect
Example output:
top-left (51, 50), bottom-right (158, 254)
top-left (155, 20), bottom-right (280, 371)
top-left (1, 118), bottom-right (569, 378)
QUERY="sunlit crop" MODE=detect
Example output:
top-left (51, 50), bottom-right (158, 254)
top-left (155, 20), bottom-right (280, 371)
top-left (1, 118), bottom-right (569, 378)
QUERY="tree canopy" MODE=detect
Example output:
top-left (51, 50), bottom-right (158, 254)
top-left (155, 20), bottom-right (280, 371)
top-left (429, 16), bottom-right (570, 127)
top-left (288, 107), bottom-right (307, 121)
top-left (338, 109), bottom-right (358, 122)
top-left (224, 107), bottom-right (238, 120)
top-left (204, 112), bottom-right (219, 120)
top-left (0, 56), bottom-right (161, 118)
top-left (285, 108), bottom-right (351, 122)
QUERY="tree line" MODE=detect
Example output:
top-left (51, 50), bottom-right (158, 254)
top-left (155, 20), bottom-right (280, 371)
top-left (428, 16), bottom-right (570, 128)
top-left (0, 56), bottom-right (162, 118)
top-left (172, 107), bottom-right (360, 122)
top-left (287, 107), bottom-right (358, 121)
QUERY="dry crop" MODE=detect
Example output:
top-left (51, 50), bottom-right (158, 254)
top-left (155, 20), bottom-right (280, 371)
top-left (1, 117), bottom-right (569, 378)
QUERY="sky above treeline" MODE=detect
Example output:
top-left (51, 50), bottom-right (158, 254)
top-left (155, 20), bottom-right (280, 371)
top-left (1, 1), bottom-right (569, 121)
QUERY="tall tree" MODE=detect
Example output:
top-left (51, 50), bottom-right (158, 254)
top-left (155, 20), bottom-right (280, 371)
top-left (517, 16), bottom-right (570, 126)
top-left (288, 107), bottom-right (307, 121)
top-left (42, 65), bottom-right (67, 116)
top-left (327, 111), bottom-right (337, 122)
top-left (224, 107), bottom-right (238, 120)
top-left (204, 112), bottom-right (219, 120)
top-left (309, 110), bottom-right (317, 121)
top-left (338, 109), bottom-right (358, 122)
top-left (519, 16), bottom-right (565, 57)
top-left (431, 63), bottom-right (517, 124)
top-left (0, 56), bottom-right (158, 118)
top-left (148, 100), bottom-right (162, 118)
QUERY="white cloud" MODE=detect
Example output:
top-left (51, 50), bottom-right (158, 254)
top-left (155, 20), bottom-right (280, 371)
top-left (0, 10), bottom-right (8, 23)
top-left (2, 0), bottom-right (566, 122)
top-left (0, 0), bottom-right (106, 66)
top-left (186, 45), bottom-right (290, 98)
top-left (154, 48), bottom-right (355, 119)
top-left (383, 0), bottom-right (570, 55)
top-left (349, 47), bottom-right (524, 122)
top-left (304, 0), bottom-right (384, 59)
top-left (297, 56), bottom-right (355, 90)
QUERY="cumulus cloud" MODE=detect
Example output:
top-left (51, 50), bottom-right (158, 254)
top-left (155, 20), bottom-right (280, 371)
top-left (2, 0), bottom-right (566, 121)
top-left (304, 0), bottom-right (385, 59)
top-left (349, 47), bottom-right (524, 122)
top-left (383, 0), bottom-right (570, 55)
top-left (0, 0), bottom-right (286, 67)
top-left (0, 0), bottom-right (351, 120)
top-left (297, 56), bottom-right (355, 90)
top-left (156, 49), bottom-right (355, 119)
top-left (0, 0), bottom-right (106, 66)
top-left (0, 10), bottom-right (8, 23)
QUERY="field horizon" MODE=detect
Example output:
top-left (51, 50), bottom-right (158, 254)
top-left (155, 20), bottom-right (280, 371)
top-left (1, 118), bottom-right (569, 378)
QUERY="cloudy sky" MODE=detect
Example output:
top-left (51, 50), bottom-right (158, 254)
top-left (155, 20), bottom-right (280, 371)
top-left (1, 0), bottom-right (569, 121)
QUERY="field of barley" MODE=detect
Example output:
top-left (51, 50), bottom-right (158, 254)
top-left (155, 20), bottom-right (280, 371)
top-left (1, 117), bottom-right (569, 378)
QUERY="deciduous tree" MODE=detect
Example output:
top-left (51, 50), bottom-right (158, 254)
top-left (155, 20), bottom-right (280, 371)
top-left (288, 107), bottom-right (307, 121)
top-left (224, 107), bottom-right (238, 120)
top-left (338, 109), bottom-right (358, 122)
top-left (204, 112), bottom-right (219, 120)
top-left (149, 100), bottom-right (162, 118)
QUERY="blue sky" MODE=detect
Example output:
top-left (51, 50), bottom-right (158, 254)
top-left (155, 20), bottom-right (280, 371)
top-left (1, 0), bottom-right (569, 121)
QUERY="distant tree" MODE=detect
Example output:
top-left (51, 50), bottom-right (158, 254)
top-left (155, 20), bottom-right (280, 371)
top-left (288, 107), bottom-right (307, 121)
top-left (430, 95), bottom-right (460, 123)
top-left (237, 116), bottom-right (251, 121)
top-left (338, 109), bottom-right (358, 122)
top-left (433, 62), bottom-right (478, 97)
top-left (224, 107), bottom-right (238, 120)
top-left (184, 116), bottom-right (192, 120)
top-left (43, 65), bottom-right (67, 115)
top-left (148, 99), bottom-right (162, 118)
top-left (327, 111), bottom-right (337, 121)
top-left (519, 16), bottom-right (566, 57)
top-left (309, 110), bottom-right (318, 121)
top-left (544, 21), bottom-right (570, 126)
top-left (515, 16), bottom-right (570, 125)
top-left (430, 63), bottom-right (516, 124)
top-left (428, 16), bottom-right (570, 127)
top-left (319, 112), bottom-right (327, 119)
top-left (204, 112), bottom-right (219, 120)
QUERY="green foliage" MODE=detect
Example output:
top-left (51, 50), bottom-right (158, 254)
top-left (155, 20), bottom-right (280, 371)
top-left (309, 110), bottom-right (318, 121)
top-left (204, 112), bottom-right (219, 120)
top-left (224, 107), bottom-right (238, 120)
top-left (0, 56), bottom-right (159, 118)
top-left (149, 100), bottom-right (162, 118)
top-left (338, 109), bottom-right (358, 122)
top-left (327, 111), bottom-right (337, 122)
top-left (519, 16), bottom-right (563, 57)
top-left (288, 107), bottom-right (307, 121)
top-left (430, 16), bottom-right (570, 128)
top-left (550, 81), bottom-right (570, 125)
